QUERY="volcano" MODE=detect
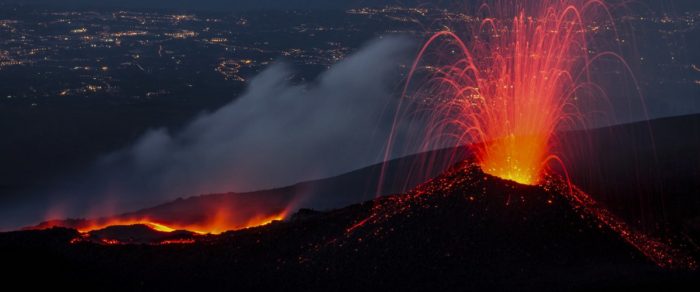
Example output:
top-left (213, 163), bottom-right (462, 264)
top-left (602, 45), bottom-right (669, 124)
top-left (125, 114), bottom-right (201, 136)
top-left (1, 160), bottom-right (698, 290)
top-left (21, 114), bottom-right (700, 240)
top-left (2, 114), bottom-right (700, 290)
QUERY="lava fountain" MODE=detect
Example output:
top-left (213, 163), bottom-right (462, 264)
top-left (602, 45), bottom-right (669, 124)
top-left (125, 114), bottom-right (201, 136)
top-left (393, 0), bottom-right (630, 185)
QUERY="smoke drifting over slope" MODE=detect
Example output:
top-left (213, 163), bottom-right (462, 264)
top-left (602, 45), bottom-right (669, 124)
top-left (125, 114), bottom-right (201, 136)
top-left (0, 37), bottom-right (416, 228)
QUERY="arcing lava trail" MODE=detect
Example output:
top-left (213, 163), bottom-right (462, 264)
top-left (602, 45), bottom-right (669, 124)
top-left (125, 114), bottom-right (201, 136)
top-left (373, 0), bottom-right (690, 270)
top-left (392, 0), bottom-right (643, 185)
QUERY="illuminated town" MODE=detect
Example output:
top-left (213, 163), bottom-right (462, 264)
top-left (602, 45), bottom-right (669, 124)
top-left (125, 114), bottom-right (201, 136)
top-left (1, 5), bottom-right (696, 103)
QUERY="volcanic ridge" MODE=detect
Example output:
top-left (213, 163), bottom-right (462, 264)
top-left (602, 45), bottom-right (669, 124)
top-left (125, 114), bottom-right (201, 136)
top-left (1, 162), bottom-right (697, 290)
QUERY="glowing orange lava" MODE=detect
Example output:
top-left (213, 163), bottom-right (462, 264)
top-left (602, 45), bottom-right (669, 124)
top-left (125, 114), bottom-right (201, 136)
top-left (78, 213), bottom-right (287, 235)
top-left (35, 211), bottom-right (288, 236)
top-left (32, 193), bottom-right (294, 236)
top-left (74, 219), bottom-right (187, 234)
top-left (401, 0), bottom-right (620, 185)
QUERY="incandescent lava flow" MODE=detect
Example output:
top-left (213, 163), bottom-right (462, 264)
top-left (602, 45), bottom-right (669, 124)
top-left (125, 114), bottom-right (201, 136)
top-left (28, 202), bottom-right (290, 244)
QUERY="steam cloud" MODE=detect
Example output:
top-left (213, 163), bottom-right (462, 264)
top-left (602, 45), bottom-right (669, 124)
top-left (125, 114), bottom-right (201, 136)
top-left (2, 37), bottom-right (416, 227)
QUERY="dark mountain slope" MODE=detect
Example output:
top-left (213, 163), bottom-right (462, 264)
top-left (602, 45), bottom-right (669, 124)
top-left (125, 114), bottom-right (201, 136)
top-left (1, 163), bottom-right (697, 290)
top-left (27, 114), bottom-right (700, 241)
top-left (26, 145), bottom-right (466, 232)
top-left (558, 114), bottom-right (700, 235)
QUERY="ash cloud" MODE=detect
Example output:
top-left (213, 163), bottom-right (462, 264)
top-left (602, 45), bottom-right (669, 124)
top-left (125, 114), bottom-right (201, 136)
top-left (5, 37), bottom-right (417, 225)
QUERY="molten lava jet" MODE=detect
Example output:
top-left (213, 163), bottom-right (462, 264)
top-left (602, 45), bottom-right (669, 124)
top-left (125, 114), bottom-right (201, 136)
top-left (395, 0), bottom-right (634, 185)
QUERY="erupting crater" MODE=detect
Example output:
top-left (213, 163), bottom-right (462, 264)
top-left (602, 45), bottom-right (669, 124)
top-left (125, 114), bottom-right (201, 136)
top-left (395, 0), bottom-right (637, 186)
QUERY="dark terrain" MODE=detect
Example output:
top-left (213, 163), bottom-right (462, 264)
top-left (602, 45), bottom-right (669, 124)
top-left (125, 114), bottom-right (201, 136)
top-left (1, 163), bottom-right (698, 290)
top-left (1, 115), bottom-right (699, 290)
top-left (22, 114), bottom-right (700, 242)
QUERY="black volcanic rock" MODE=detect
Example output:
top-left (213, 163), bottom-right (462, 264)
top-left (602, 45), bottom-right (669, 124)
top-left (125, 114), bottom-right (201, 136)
top-left (1, 163), bottom-right (697, 291)
top-left (289, 208), bottom-right (324, 222)
top-left (298, 164), bottom-right (697, 290)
